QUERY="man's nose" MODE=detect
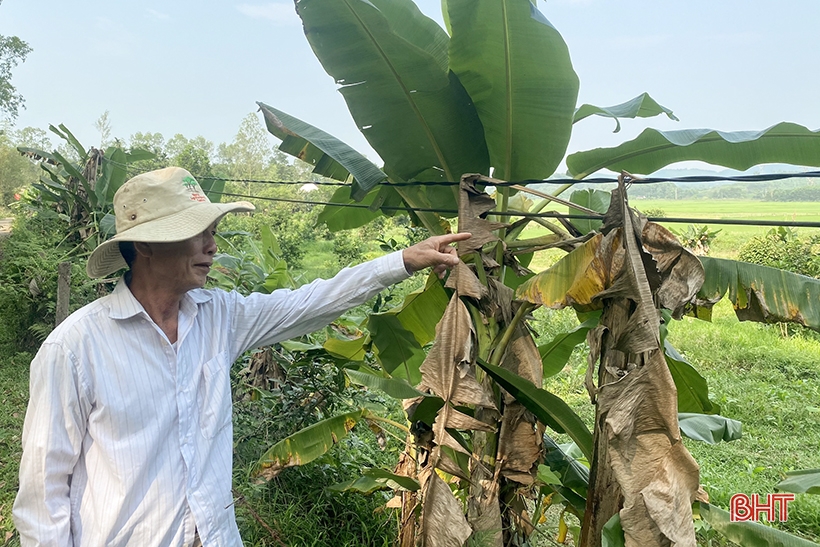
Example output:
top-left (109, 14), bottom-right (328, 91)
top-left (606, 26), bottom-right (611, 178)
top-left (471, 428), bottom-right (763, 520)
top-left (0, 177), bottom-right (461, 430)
top-left (204, 232), bottom-right (217, 255)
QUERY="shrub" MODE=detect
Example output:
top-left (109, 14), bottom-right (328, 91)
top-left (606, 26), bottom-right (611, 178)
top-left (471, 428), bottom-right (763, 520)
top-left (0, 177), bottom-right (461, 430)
top-left (0, 211), bottom-right (97, 351)
top-left (738, 229), bottom-right (820, 278)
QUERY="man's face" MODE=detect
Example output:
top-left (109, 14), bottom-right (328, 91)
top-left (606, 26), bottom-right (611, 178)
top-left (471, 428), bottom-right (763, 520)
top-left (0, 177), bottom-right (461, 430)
top-left (144, 221), bottom-right (218, 293)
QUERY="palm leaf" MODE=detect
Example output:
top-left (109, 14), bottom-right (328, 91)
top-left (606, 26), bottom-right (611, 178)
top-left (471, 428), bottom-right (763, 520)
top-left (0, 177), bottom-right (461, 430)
top-left (447, 0), bottom-right (579, 180)
top-left (567, 122), bottom-right (820, 179)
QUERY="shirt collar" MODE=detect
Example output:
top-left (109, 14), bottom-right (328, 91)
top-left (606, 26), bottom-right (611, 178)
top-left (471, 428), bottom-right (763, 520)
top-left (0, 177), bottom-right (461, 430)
top-left (107, 278), bottom-right (214, 320)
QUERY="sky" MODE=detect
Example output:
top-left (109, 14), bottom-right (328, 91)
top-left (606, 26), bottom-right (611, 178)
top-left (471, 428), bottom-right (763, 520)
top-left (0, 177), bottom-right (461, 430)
top-left (2, 0), bottom-right (819, 174)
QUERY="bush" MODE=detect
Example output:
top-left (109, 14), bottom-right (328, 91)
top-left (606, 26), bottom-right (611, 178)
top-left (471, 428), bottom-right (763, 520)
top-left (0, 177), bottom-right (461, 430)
top-left (738, 229), bottom-right (820, 278)
top-left (0, 211), bottom-right (97, 351)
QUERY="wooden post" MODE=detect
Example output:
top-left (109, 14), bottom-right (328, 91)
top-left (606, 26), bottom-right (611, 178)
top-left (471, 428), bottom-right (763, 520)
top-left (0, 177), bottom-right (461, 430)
top-left (56, 262), bottom-right (71, 326)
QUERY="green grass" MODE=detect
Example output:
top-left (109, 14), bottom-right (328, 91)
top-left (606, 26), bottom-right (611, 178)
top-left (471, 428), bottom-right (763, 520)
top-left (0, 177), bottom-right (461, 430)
top-left (0, 352), bottom-right (30, 546)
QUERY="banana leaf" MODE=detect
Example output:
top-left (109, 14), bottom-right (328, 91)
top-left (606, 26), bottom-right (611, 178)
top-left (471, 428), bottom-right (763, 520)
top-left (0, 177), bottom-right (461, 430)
top-left (253, 409), bottom-right (366, 480)
top-left (573, 92), bottom-right (678, 133)
top-left (476, 358), bottom-right (593, 461)
top-left (568, 188), bottom-right (610, 234)
top-left (368, 314), bottom-right (425, 385)
top-left (664, 340), bottom-right (719, 414)
top-left (538, 312), bottom-right (600, 378)
top-left (776, 469), bottom-right (820, 495)
top-left (346, 368), bottom-right (427, 399)
top-left (697, 502), bottom-right (818, 547)
top-left (447, 0), bottom-right (578, 181)
top-left (295, 0), bottom-right (489, 201)
top-left (329, 468), bottom-right (421, 494)
top-left (567, 122), bottom-right (820, 179)
top-left (316, 185), bottom-right (387, 232)
top-left (257, 102), bottom-right (387, 197)
top-left (693, 257), bottom-right (820, 331)
top-left (677, 412), bottom-right (742, 444)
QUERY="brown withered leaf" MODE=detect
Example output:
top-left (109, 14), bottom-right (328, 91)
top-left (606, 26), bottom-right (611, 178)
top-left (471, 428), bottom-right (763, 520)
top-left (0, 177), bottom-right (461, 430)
top-left (458, 175), bottom-right (507, 255)
top-left (498, 403), bottom-right (543, 486)
top-left (584, 177), bottom-right (699, 547)
top-left (468, 478), bottom-right (503, 547)
top-left (419, 297), bottom-right (495, 408)
top-left (438, 406), bottom-right (495, 432)
top-left (420, 469), bottom-right (474, 547)
top-left (641, 222), bottom-right (704, 318)
top-left (500, 321), bottom-right (542, 398)
top-left (445, 261), bottom-right (486, 300)
top-left (598, 353), bottom-right (699, 547)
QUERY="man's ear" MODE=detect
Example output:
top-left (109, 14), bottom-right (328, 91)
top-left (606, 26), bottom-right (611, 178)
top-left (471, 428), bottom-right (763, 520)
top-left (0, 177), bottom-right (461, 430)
top-left (134, 242), bottom-right (153, 257)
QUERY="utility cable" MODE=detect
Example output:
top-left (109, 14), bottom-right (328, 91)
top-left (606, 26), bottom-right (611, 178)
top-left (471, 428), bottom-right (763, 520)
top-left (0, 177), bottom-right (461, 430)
top-left (212, 191), bottom-right (820, 229)
top-left (99, 157), bottom-right (820, 188)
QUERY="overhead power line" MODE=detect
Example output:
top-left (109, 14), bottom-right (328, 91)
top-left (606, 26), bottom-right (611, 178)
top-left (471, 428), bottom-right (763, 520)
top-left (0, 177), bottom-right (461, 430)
top-left (212, 191), bottom-right (820, 229)
top-left (99, 157), bottom-right (820, 187)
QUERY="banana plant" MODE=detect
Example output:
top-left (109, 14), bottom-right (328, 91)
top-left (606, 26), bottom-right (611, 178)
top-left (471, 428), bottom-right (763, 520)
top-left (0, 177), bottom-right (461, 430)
top-left (250, 0), bottom-right (820, 545)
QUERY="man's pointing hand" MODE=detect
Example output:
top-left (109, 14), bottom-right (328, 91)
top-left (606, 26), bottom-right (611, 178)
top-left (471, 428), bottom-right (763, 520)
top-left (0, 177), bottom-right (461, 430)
top-left (402, 232), bottom-right (472, 278)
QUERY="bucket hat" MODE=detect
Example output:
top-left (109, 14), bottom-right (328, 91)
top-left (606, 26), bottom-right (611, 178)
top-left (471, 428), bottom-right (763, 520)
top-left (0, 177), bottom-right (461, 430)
top-left (86, 167), bottom-right (254, 278)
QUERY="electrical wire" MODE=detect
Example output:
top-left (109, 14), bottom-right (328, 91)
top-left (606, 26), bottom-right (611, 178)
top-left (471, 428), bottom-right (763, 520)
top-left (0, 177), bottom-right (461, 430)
top-left (99, 156), bottom-right (820, 188)
top-left (212, 191), bottom-right (820, 228)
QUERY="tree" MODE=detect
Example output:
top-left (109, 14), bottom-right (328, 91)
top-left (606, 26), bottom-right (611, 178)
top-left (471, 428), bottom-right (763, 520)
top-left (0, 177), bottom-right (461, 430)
top-left (0, 1), bottom-right (32, 120)
top-left (250, 1), bottom-right (820, 546)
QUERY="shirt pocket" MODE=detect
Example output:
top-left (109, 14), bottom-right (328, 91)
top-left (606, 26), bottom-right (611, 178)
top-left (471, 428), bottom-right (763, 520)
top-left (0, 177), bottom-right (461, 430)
top-left (198, 351), bottom-right (232, 439)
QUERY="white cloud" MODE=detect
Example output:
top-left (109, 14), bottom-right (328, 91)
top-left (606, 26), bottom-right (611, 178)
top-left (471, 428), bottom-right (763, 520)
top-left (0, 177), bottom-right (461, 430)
top-left (147, 9), bottom-right (170, 20)
top-left (236, 3), bottom-right (298, 25)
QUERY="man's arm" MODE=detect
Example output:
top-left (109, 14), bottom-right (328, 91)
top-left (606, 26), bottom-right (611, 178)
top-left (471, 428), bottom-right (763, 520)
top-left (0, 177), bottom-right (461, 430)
top-left (228, 233), bottom-right (471, 356)
top-left (13, 342), bottom-right (89, 547)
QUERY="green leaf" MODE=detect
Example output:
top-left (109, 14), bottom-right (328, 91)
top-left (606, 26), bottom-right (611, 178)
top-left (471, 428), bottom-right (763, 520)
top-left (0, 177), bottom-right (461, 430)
top-left (199, 176), bottom-right (225, 203)
top-left (316, 185), bottom-right (385, 232)
top-left (538, 312), bottom-right (600, 378)
top-left (573, 92), bottom-right (679, 133)
top-left (50, 124), bottom-right (88, 162)
top-left (568, 189), bottom-right (610, 234)
top-left (253, 409), bottom-right (366, 480)
top-left (329, 468), bottom-right (421, 494)
top-left (664, 340), bottom-right (719, 414)
top-left (368, 314), bottom-right (425, 385)
top-left (123, 148), bottom-right (156, 163)
top-left (476, 358), bottom-right (593, 461)
top-left (257, 102), bottom-right (387, 198)
top-left (542, 436), bottom-right (589, 500)
top-left (678, 412), bottom-right (742, 444)
top-left (377, 273), bottom-right (449, 347)
top-left (694, 257), bottom-right (820, 332)
top-left (567, 122), bottom-right (820, 179)
top-left (698, 502), bottom-right (819, 547)
top-left (447, 0), bottom-right (579, 180)
top-left (323, 336), bottom-right (367, 361)
top-left (346, 368), bottom-right (427, 399)
top-left (776, 469), bottom-right (820, 495)
top-left (98, 147), bottom-right (128, 205)
top-left (295, 0), bottom-right (488, 200)
top-left (601, 513), bottom-right (625, 547)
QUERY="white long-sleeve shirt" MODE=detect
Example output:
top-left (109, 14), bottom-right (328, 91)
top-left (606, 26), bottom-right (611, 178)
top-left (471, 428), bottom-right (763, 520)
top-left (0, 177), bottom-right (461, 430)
top-left (13, 251), bottom-right (409, 547)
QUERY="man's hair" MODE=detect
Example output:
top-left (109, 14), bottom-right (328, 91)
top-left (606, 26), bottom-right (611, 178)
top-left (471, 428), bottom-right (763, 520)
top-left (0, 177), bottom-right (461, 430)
top-left (118, 241), bottom-right (137, 268)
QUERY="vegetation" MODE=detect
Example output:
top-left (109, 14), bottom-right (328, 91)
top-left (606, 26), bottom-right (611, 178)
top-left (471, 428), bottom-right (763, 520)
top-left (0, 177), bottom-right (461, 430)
top-left (0, 0), bottom-right (31, 121)
top-left (3, 0), bottom-right (820, 545)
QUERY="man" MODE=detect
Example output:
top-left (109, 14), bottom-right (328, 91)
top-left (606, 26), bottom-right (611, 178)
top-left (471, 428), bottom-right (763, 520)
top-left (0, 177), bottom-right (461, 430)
top-left (13, 167), bottom-right (469, 546)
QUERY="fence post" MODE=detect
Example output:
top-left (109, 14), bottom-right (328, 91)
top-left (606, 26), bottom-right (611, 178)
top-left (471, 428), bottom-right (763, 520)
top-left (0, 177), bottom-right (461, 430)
top-left (56, 262), bottom-right (71, 326)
